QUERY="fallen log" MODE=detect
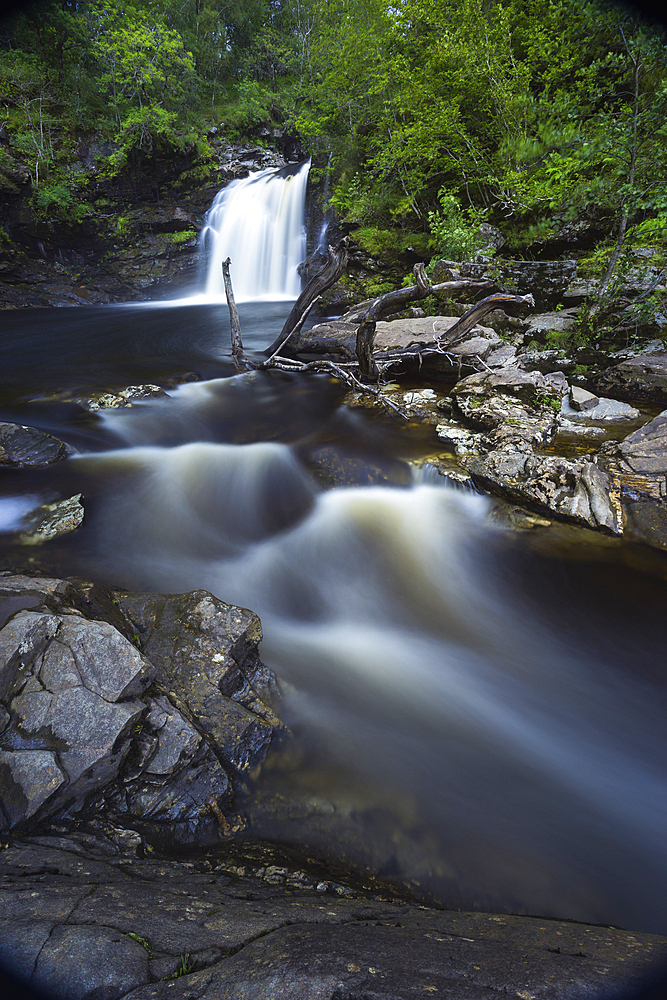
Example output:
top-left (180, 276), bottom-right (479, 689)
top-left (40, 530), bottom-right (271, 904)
top-left (355, 263), bottom-right (494, 380)
top-left (264, 238), bottom-right (349, 359)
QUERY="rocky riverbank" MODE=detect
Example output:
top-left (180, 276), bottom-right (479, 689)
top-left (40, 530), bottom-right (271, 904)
top-left (2, 571), bottom-right (667, 1000)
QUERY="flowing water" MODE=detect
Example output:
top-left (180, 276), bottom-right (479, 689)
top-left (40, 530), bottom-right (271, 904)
top-left (2, 170), bottom-right (667, 936)
top-left (199, 161), bottom-right (310, 301)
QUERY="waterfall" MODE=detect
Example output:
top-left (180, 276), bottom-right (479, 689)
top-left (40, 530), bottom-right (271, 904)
top-left (199, 160), bottom-right (310, 302)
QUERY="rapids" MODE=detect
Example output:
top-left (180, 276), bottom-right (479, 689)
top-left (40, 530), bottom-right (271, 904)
top-left (2, 303), bottom-right (667, 934)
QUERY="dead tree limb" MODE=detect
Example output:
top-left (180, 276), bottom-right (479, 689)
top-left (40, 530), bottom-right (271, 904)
top-left (262, 354), bottom-right (410, 419)
top-left (435, 292), bottom-right (535, 350)
top-left (264, 238), bottom-right (349, 357)
top-left (221, 258), bottom-right (248, 371)
top-left (355, 262), bottom-right (493, 381)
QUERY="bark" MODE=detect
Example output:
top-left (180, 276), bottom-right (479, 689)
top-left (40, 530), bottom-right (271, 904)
top-left (221, 258), bottom-right (248, 371)
top-left (264, 238), bottom-right (349, 358)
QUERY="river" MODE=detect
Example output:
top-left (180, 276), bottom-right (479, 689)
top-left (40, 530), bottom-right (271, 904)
top-left (2, 299), bottom-right (667, 936)
top-left (2, 161), bottom-right (667, 937)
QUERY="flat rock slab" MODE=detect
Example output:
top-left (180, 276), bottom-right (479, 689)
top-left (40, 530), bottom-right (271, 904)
top-left (560, 395), bottom-right (641, 424)
top-left (1, 836), bottom-right (665, 1000)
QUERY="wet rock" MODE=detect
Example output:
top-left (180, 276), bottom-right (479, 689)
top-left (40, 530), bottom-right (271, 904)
top-left (0, 576), bottom-right (285, 843)
top-left (300, 445), bottom-right (412, 489)
top-left (1, 835), bottom-right (665, 1000)
top-left (438, 369), bottom-right (623, 533)
top-left (18, 493), bottom-right (84, 545)
top-left (0, 610), bottom-right (154, 830)
top-left (110, 589), bottom-right (284, 774)
top-left (0, 422), bottom-right (73, 466)
top-left (599, 410), bottom-right (667, 501)
top-left (595, 353), bottom-right (667, 404)
top-left (76, 385), bottom-right (168, 411)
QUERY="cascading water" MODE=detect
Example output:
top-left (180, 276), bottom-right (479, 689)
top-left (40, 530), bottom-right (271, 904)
top-left (199, 160), bottom-right (310, 302)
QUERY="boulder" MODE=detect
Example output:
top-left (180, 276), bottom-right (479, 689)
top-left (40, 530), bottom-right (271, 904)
top-left (599, 410), bottom-right (667, 501)
top-left (0, 610), bottom-right (153, 829)
top-left (456, 258), bottom-right (578, 309)
top-left (0, 422), bottom-right (73, 466)
top-left (595, 353), bottom-right (667, 404)
top-left (435, 369), bottom-right (623, 533)
top-left (0, 576), bottom-right (285, 844)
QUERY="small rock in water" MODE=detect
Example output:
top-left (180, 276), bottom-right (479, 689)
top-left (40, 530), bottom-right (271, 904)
top-left (0, 422), bottom-right (72, 466)
top-left (18, 494), bottom-right (84, 545)
top-left (570, 386), bottom-right (600, 411)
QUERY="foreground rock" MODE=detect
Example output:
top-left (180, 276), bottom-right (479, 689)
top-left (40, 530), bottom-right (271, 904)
top-left (0, 575), bottom-right (284, 846)
top-left (0, 834), bottom-right (665, 1000)
top-left (0, 423), bottom-right (72, 467)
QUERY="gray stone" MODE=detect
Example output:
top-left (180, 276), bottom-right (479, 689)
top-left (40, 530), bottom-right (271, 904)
top-left (76, 385), bottom-right (168, 411)
top-left (595, 353), bottom-right (667, 404)
top-left (570, 386), bottom-right (599, 411)
top-left (32, 924), bottom-right (149, 1000)
top-left (0, 422), bottom-right (73, 466)
top-left (144, 695), bottom-right (201, 775)
top-left (0, 611), bottom-right (153, 829)
top-left (18, 494), bottom-right (84, 545)
top-left (0, 750), bottom-right (65, 826)
top-left (113, 590), bottom-right (284, 774)
top-left (524, 308), bottom-right (579, 339)
top-left (559, 395), bottom-right (640, 424)
top-left (1, 836), bottom-right (665, 1000)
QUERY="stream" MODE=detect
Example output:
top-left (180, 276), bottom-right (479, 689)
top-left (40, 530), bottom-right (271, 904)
top-left (2, 301), bottom-right (667, 935)
top-left (2, 162), bottom-right (667, 938)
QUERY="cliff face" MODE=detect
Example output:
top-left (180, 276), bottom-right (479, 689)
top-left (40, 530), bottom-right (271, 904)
top-left (0, 134), bottom-right (290, 308)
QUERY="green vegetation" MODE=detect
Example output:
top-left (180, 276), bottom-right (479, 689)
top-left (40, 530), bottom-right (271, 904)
top-left (0, 0), bottom-right (666, 309)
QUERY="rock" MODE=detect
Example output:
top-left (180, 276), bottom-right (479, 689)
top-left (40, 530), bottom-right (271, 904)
top-left (595, 353), bottom-right (667, 404)
top-left (437, 369), bottom-right (623, 533)
top-left (1, 835), bottom-right (665, 1000)
top-left (560, 394), bottom-right (640, 424)
top-left (516, 349), bottom-right (576, 374)
top-left (0, 422), bottom-right (73, 466)
top-left (0, 610), bottom-right (154, 830)
top-left (108, 589), bottom-right (284, 774)
top-left (0, 576), bottom-right (285, 843)
top-left (569, 386), bottom-right (599, 411)
top-left (599, 410), bottom-right (667, 502)
top-left (18, 494), bottom-right (84, 545)
top-left (524, 308), bottom-right (579, 340)
top-left (456, 258), bottom-right (578, 309)
top-left (76, 385), bottom-right (168, 411)
top-left (564, 268), bottom-right (667, 304)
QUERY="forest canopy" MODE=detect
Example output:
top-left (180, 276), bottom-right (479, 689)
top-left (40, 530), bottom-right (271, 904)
top-left (1, 0), bottom-right (666, 256)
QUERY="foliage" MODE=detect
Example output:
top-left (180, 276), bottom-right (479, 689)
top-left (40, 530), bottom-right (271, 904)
top-left (427, 190), bottom-right (488, 262)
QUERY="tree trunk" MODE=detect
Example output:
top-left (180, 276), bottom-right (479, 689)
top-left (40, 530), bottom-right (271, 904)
top-left (355, 263), bottom-right (493, 381)
top-left (221, 258), bottom-right (248, 371)
top-left (264, 238), bottom-right (349, 357)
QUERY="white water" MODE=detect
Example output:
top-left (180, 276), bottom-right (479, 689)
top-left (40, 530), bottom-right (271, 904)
top-left (71, 384), bottom-right (667, 932)
top-left (199, 161), bottom-right (310, 302)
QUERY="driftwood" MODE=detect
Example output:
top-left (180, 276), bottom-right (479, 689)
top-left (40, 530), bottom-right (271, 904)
top-left (264, 238), bottom-right (349, 358)
top-left (355, 263), bottom-right (494, 380)
top-left (221, 258), bottom-right (248, 371)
